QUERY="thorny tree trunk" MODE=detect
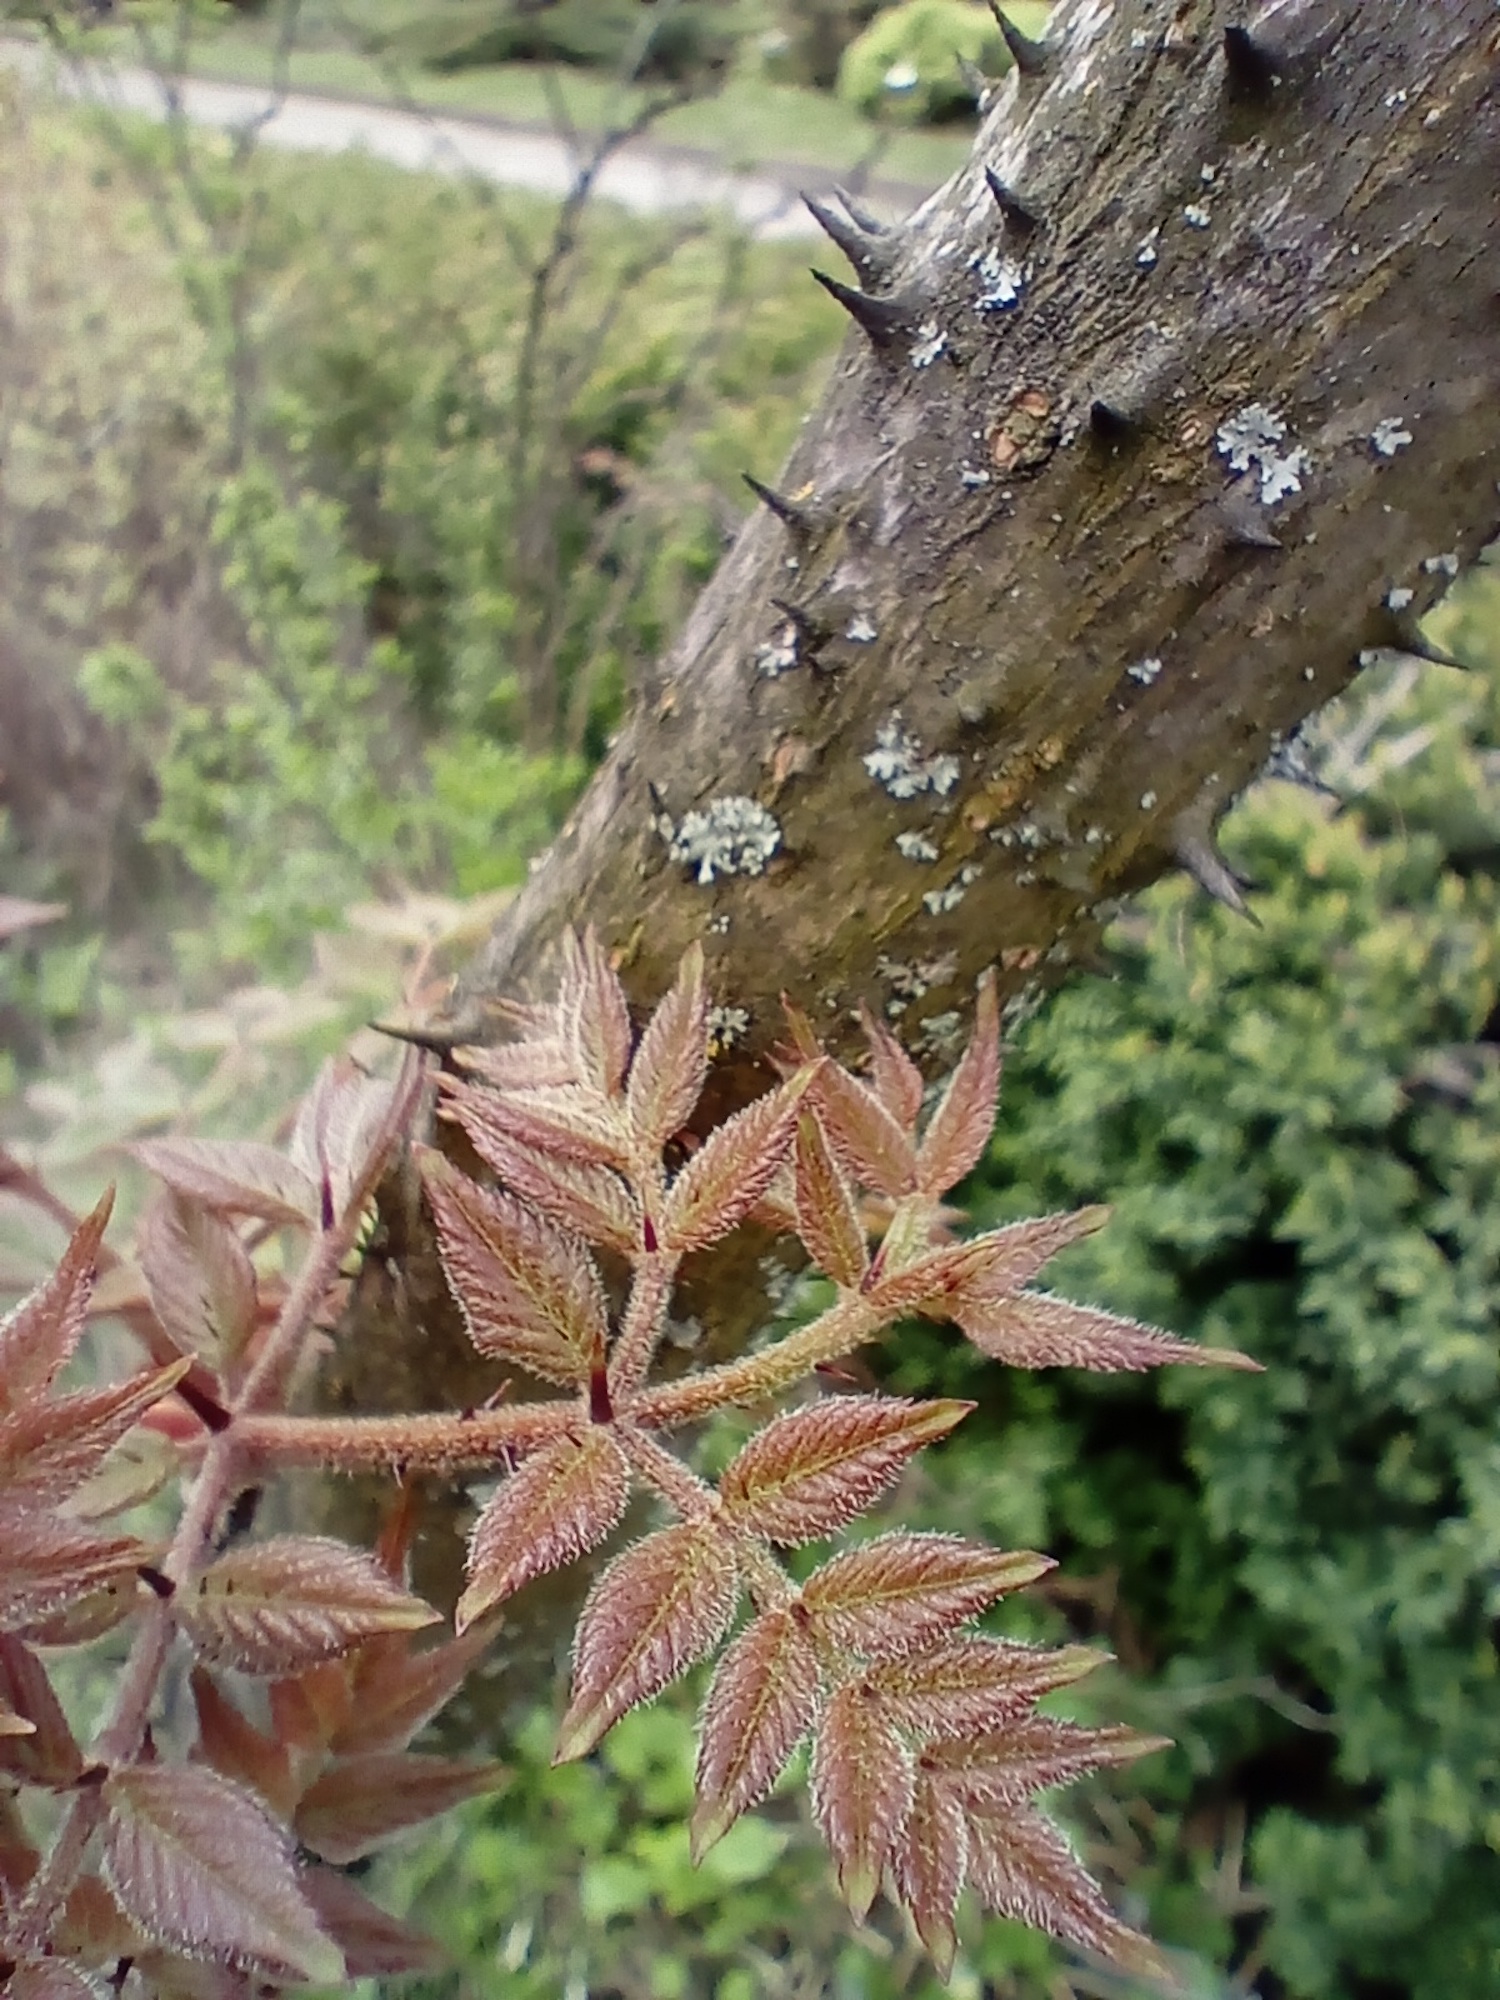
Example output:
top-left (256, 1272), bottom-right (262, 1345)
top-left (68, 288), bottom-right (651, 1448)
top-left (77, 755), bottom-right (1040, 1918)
top-left (323, 0), bottom-right (1500, 1718)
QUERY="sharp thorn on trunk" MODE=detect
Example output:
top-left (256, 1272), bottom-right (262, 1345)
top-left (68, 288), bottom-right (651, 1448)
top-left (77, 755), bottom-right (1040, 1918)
top-left (1390, 612), bottom-right (1469, 670)
top-left (957, 53), bottom-right (996, 109)
top-left (988, 3), bottom-right (1053, 78)
top-left (742, 472), bottom-right (813, 535)
top-left (831, 185), bottom-right (889, 236)
top-left (1223, 24), bottom-right (1283, 98)
top-left (983, 165), bottom-right (1041, 233)
top-left (1172, 824), bottom-right (1261, 925)
top-left (810, 268), bottom-right (916, 348)
top-left (802, 192), bottom-right (894, 283)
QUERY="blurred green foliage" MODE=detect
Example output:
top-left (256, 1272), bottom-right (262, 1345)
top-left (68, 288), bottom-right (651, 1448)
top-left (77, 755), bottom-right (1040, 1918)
top-left (838, 0), bottom-right (1050, 124)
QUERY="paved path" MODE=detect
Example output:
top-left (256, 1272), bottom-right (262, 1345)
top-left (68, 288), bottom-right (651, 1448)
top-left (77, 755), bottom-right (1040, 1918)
top-left (2, 40), bottom-right (929, 238)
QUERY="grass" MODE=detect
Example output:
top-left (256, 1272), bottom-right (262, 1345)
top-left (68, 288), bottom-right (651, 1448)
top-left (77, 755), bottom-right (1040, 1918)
top-left (32, 6), bottom-right (978, 190)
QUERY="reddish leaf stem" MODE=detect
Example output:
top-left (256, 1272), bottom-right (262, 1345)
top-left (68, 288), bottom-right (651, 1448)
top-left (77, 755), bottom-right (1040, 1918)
top-left (606, 1252), bottom-right (678, 1399)
top-left (631, 1292), bottom-right (885, 1431)
top-left (236, 1401), bottom-right (574, 1474)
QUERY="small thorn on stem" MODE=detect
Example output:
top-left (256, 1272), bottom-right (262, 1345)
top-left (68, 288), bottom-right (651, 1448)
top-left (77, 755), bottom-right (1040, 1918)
top-left (832, 185), bottom-right (889, 236)
top-left (137, 1564), bottom-right (176, 1600)
top-left (983, 165), bottom-right (1040, 233)
top-left (957, 52), bottom-right (996, 108)
top-left (742, 471), bottom-right (812, 534)
top-left (1389, 612), bottom-right (1469, 670)
top-left (988, 2), bottom-right (1053, 77)
top-left (810, 268), bottom-right (915, 348)
top-left (175, 1377), bottom-right (233, 1434)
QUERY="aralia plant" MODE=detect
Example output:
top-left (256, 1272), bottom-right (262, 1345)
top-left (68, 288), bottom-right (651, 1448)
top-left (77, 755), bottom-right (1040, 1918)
top-left (0, 934), bottom-right (1254, 1992)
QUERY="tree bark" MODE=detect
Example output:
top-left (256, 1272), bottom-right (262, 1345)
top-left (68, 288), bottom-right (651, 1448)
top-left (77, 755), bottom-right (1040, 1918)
top-left (322, 0), bottom-right (1500, 1714)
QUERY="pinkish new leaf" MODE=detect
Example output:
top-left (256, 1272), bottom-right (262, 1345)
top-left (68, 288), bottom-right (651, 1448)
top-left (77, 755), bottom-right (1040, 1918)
top-left (128, 1140), bottom-right (317, 1228)
top-left (868, 1637), bottom-right (1104, 1741)
top-left (858, 1004), bottom-right (926, 1133)
top-left (960, 1290), bottom-right (1257, 1373)
top-left (0, 1191), bottom-right (113, 1414)
top-left (810, 1679), bottom-right (914, 1921)
top-left (0, 1362), bottom-right (189, 1508)
top-left (794, 1114), bottom-right (868, 1289)
top-left (438, 1100), bottom-right (641, 1256)
top-left (422, 1151), bottom-right (608, 1386)
top-left (718, 1396), bottom-right (971, 1545)
top-left (140, 1189), bottom-right (256, 1374)
top-left (692, 1608), bottom-right (821, 1860)
top-left (560, 929), bottom-right (632, 1100)
top-left (799, 1534), bottom-right (1052, 1660)
top-left (556, 1524), bottom-right (740, 1762)
top-left (457, 1428), bottom-right (631, 1631)
top-left (625, 941), bottom-right (709, 1156)
top-left (101, 1763), bottom-right (344, 1983)
top-left (178, 1537), bottom-right (439, 1677)
top-left (915, 969), bottom-right (1000, 1196)
top-left (662, 1068), bottom-right (819, 1255)
top-left (891, 1767), bottom-right (968, 1979)
top-left (808, 1063), bottom-right (917, 1200)
top-left (927, 1718), bottom-right (1171, 1807)
top-left (294, 1751), bottom-right (508, 1865)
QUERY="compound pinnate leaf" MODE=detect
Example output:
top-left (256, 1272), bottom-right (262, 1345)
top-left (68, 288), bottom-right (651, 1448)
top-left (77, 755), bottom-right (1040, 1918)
top-left (960, 1289), bottom-right (1257, 1372)
top-left (457, 1429), bottom-right (631, 1632)
top-left (0, 1191), bottom-right (112, 1414)
top-left (560, 929), bottom-right (632, 1099)
top-left (0, 1509), bottom-right (153, 1634)
top-left (299, 1863), bottom-right (446, 1978)
top-left (129, 1139), bottom-right (317, 1228)
top-left (858, 1003), bottom-right (926, 1132)
top-left (0, 1635), bottom-right (83, 1786)
top-left (140, 1192), bottom-right (257, 1372)
top-left (178, 1537), bottom-right (438, 1677)
top-left (556, 1525), bottom-right (740, 1762)
top-left (662, 1069), bottom-right (818, 1255)
top-left (718, 1397), bottom-right (971, 1545)
top-left (793, 1114), bottom-right (868, 1289)
top-left (808, 1061), bottom-right (917, 1200)
top-left (891, 1767), bottom-right (968, 1981)
top-left (868, 1638), bottom-right (1103, 1742)
top-left (964, 1799), bottom-right (1170, 1979)
top-left (800, 1535), bottom-right (1052, 1660)
top-left (692, 1608), bottom-right (821, 1860)
top-left (810, 1679), bottom-right (915, 1921)
top-left (422, 1152), bottom-right (607, 1386)
top-left (294, 1751), bottom-right (508, 1865)
top-left (101, 1763), bottom-right (343, 1984)
top-left (927, 1719), bottom-right (1171, 1807)
top-left (626, 941), bottom-right (708, 1155)
top-left (0, 1363), bottom-right (189, 1508)
top-left (438, 1098), bottom-right (641, 1256)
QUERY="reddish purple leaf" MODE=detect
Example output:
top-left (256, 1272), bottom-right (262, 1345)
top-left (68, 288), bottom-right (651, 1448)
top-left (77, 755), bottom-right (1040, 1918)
top-left (810, 1678), bottom-right (914, 1920)
top-left (0, 1635), bottom-right (84, 1787)
top-left (559, 928), bottom-right (632, 1100)
top-left (692, 1608), bottom-right (821, 1860)
top-left (438, 1094), bottom-right (641, 1256)
top-left (959, 1289), bottom-right (1258, 1372)
top-left (454, 1037), bottom-right (580, 1092)
top-left (891, 1766), bottom-right (968, 1979)
top-left (288, 1061), bottom-right (401, 1221)
top-left (867, 1637), bottom-right (1104, 1741)
top-left (794, 1114), bottom-right (869, 1289)
top-left (718, 1397), bottom-right (971, 1545)
top-left (178, 1537), bottom-right (438, 1677)
top-left (808, 1061), bottom-right (917, 1200)
top-left (129, 1139), bottom-right (317, 1228)
top-left (0, 1192), bottom-right (112, 1413)
top-left (333, 1618), bottom-right (503, 1756)
top-left (915, 970), bottom-right (1000, 1196)
top-left (964, 1800), bottom-right (1170, 1978)
top-left (299, 1863), bottom-right (446, 1977)
top-left (191, 1668), bottom-right (298, 1822)
top-left (0, 1362), bottom-right (189, 1508)
top-left (799, 1535), bottom-right (1052, 1660)
top-left (662, 1068), bottom-right (819, 1255)
top-left (422, 1151), bottom-right (608, 1386)
top-left (6, 1961), bottom-right (105, 2000)
top-left (457, 1428), bottom-right (632, 1631)
top-left (0, 1507), bottom-right (153, 1633)
top-left (927, 1718), bottom-right (1171, 1807)
top-left (626, 941), bottom-right (709, 1156)
top-left (556, 1525), bottom-right (740, 1762)
top-left (101, 1763), bottom-right (343, 1983)
top-left (858, 1004), bottom-right (926, 1133)
top-left (139, 1192), bottom-right (256, 1373)
top-left (294, 1751), bottom-right (508, 1864)
top-left (866, 1210), bottom-right (1109, 1322)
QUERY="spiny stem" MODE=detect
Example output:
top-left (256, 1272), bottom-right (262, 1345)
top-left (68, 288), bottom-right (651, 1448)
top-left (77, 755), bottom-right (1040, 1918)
top-left (236, 1400), bottom-right (572, 1474)
top-left (617, 1423), bottom-right (716, 1522)
top-left (632, 1292), bottom-right (884, 1430)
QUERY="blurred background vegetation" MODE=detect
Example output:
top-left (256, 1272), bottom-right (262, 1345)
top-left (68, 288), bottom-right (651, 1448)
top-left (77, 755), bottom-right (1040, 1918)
top-left (2, 4), bottom-right (1498, 1996)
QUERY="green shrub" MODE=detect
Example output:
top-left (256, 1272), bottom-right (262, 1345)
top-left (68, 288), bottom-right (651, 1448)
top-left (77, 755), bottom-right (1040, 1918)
top-left (837, 0), bottom-right (1051, 125)
top-left (376, 0), bottom-right (745, 80)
